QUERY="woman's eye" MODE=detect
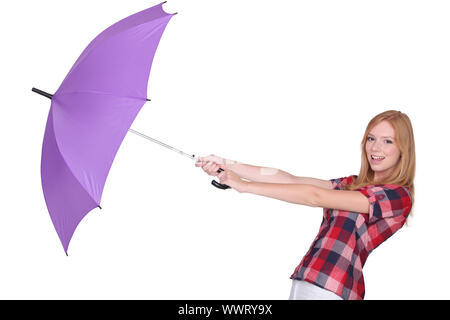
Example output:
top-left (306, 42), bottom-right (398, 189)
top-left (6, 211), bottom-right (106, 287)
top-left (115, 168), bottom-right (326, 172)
top-left (367, 137), bottom-right (375, 141)
top-left (385, 140), bottom-right (393, 144)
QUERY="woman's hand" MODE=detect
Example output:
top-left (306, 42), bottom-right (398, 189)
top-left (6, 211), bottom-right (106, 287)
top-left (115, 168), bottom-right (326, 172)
top-left (195, 154), bottom-right (248, 192)
top-left (217, 168), bottom-right (249, 193)
top-left (195, 154), bottom-right (227, 176)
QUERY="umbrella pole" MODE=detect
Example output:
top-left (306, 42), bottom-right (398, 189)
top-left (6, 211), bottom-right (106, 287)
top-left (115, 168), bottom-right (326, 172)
top-left (127, 128), bottom-right (198, 161)
top-left (127, 129), bottom-right (230, 190)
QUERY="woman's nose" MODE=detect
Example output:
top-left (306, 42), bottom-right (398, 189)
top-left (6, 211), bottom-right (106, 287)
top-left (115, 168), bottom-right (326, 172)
top-left (370, 141), bottom-right (382, 152)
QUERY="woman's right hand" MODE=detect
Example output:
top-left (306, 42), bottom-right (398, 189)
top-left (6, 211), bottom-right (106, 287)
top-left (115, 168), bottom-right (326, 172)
top-left (195, 154), bottom-right (227, 176)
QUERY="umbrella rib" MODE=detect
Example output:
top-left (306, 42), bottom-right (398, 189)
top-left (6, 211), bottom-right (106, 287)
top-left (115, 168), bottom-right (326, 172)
top-left (55, 90), bottom-right (151, 102)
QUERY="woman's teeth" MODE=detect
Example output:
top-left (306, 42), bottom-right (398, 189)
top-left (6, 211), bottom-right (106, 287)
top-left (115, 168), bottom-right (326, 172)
top-left (371, 155), bottom-right (385, 160)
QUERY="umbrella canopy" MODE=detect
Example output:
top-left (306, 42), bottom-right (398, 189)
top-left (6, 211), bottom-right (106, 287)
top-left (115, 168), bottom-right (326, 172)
top-left (40, 2), bottom-right (176, 254)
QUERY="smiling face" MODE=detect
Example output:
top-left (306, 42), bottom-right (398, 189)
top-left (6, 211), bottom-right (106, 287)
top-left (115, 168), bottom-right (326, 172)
top-left (365, 120), bottom-right (402, 183)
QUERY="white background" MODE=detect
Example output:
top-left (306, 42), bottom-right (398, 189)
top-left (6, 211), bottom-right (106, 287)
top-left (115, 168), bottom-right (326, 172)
top-left (1, 0), bottom-right (449, 299)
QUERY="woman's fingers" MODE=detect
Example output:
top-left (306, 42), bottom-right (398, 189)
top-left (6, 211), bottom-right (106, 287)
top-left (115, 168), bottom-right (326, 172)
top-left (203, 154), bottom-right (225, 165)
top-left (217, 170), bottom-right (226, 180)
top-left (195, 155), bottom-right (227, 176)
top-left (209, 163), bottom-right (222, 175)
top-left (200, 161), bottom-right (220, 176)
top-left (204, 161), bottom-right (213, 170)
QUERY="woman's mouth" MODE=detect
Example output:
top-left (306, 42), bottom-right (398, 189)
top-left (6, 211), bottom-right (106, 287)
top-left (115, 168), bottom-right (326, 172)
top-left (370, 155), bottom-right (385, 164)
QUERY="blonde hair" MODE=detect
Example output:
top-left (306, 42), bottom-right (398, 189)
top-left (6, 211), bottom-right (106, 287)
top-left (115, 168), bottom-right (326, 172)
top-left (345, 110), bottom-right (416, 205)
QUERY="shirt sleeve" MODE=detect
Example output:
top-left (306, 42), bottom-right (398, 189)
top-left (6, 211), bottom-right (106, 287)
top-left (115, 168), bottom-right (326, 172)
top-left (329, 175), bottom-right (357, 190)
top-left (358, 185), bottom-right (412, 224)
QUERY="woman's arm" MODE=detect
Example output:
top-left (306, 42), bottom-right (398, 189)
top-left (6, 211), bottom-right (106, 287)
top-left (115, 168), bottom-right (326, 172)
top-left (213, 166), bottom-right (368, 213)
top-left (228, 162), bottom-right (333, 189)
top-left (227, 161), bottom-right (295, 183)
top-left (243, 182), bottom-right (369, 213)
top-left (197, 154), bottom-right (333, 188)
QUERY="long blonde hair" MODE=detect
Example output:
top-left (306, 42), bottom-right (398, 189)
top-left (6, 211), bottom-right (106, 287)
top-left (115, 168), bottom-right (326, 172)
top-left (345, 110), bottom-right (416, 204)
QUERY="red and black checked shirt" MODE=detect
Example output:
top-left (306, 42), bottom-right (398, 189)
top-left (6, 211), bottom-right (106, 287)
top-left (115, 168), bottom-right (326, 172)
top-left (290, 175), bottom-right (412, 300)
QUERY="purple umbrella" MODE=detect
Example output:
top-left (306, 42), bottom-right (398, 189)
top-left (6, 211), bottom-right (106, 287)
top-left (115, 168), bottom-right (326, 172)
top-left (32, 2), bottom-right (180, 254)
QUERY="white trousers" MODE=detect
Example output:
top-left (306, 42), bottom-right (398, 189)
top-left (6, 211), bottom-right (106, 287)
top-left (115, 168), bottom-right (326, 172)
top-left (289, 280), bottom-right (343, 300)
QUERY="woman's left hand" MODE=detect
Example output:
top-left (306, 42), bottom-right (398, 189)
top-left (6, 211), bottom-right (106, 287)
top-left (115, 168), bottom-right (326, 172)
top-left (217, 168), bottom-right (248, 193)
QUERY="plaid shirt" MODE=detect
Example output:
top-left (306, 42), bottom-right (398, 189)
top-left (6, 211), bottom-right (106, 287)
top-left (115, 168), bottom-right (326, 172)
top-left (290, 175), bottom-right (412, 300)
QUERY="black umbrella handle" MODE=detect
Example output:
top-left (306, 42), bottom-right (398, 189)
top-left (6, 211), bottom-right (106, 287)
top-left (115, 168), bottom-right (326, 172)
top-left (211, 168), bottom-right (230, 190)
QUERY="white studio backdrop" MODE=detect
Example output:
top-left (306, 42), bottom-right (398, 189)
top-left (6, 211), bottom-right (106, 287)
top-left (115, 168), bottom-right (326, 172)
top-left (0, 0), bottom-right (449, 299)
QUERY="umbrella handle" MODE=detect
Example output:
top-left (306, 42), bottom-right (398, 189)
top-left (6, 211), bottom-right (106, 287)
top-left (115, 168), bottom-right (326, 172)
top-left (211, 168), bottom-right (230, 190)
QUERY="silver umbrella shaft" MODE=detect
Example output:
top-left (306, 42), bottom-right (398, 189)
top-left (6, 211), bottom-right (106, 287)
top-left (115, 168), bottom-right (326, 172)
top-left (128, 128), bottom-right (198, 161)
top-left (128, 128), bottom-right (229, 190)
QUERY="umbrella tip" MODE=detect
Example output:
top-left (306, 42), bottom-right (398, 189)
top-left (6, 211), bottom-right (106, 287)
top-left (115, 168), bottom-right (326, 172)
top-left (32, 87), bottom-right (53, 100)
top-left (146, 98), bottom-right (151, 101)
top-left (98, 205), bottom-right (102, 210)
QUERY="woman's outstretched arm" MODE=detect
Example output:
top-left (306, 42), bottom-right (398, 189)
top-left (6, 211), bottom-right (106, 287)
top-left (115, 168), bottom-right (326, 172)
top-left (214, 168), bottom-right (369, 213)
top-left (242, 182), bottom-right (369, 213)
top-left (196, 154), bottom-right (333, 188)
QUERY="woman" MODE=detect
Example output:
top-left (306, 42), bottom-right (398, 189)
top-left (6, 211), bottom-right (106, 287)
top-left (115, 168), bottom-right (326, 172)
top-left (195, 110), bottom-right (415, 300)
